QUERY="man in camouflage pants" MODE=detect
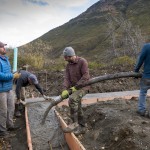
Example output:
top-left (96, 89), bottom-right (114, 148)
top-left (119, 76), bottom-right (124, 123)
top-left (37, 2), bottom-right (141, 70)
top-left (61, 47), bottom-right (90, 135)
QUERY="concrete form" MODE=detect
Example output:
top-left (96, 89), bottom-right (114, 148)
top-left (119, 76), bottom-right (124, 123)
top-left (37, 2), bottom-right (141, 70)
top-left (25, 90), bottom-right (150, 150)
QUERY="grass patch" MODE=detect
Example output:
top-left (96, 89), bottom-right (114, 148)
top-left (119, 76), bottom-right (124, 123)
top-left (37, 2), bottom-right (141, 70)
top-left (113, 56), bottom-right (135, 66)
top-left (89, 61), bottom-right (105, 69)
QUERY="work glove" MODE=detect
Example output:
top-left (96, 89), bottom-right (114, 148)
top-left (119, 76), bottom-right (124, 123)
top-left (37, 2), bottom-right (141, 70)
top-left (134, 71), bottom-right (140, 79)
top-left (70, 86), bottom-right (77, 93)
top-left (13, 72), bottom-right (21, 79)
top-left (43, 95), bottom-right (49, 100)
top-left (61, 90), bottom-right (69, 99)
top-left (134, 76), bottom-right (140, 79)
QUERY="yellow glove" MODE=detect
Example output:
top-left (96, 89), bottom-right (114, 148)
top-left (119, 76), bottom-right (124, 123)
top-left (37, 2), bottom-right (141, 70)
top-left (61, 90), bottom-right (69, 99)
top-left (70, 86), bottom-right (77, 93)
top-left (13, 72), bottom-right (21, 79)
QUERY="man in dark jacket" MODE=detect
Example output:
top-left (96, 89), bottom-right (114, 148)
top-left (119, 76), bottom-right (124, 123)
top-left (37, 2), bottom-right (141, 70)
top-left (15, 70), bottom-right (47, 117)
top-left (134, 43), bottom-right (150, 116)
top-left (0, 41), bottom-right (20, 138)
top-left (61, 47), bottom-right (90, 135)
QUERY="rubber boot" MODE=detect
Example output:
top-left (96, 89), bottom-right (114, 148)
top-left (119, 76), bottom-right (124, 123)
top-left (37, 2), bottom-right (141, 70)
top-left (73, 113), bottom-right (86, 136)
top-left (15, 104), bottom-right (22, 117)
top-left (8, 125), bottom-right (20, 131)
top-left (63, 122), bottom-right (79, 133)
top-left (78, 115), bottom-right (86, 127)
top-left (73, 125), bottom-right (86, 136)
top-left (18, 103), bottom-right (25, 113)
top-left (0, 131), bottom-right (15, 138)
top-left (63, 112), bottom-right (79, 133)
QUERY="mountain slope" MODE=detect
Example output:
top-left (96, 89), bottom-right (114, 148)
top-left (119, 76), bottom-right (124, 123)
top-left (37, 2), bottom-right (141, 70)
top-left (19, 0), bottom-right (150, 66)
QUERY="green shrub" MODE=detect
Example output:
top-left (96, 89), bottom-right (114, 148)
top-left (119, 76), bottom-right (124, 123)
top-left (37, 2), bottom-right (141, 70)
top-left (44, 57), bottom-right (66, 71)
top-left (18, 53), bottom-right (44, 70)
top-left (89, 61), bottom-right (105, 69)
top-left (113, 56), bottom-right (135, 66)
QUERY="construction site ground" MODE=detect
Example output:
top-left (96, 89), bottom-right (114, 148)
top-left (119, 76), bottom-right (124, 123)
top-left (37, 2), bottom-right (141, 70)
top-left (57, 97), bottom-right (150, 150)
top-left (1, 68), bottom-right (150, 150)
top-left (0, 110), bottom-right (27, 150)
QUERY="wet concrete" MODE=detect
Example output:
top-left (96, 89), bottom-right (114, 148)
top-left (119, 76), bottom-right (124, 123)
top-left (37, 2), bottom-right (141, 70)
top-left (83, 90), bottom-right (150, 99)
top-left (27, 101), bottom-right (69, 150)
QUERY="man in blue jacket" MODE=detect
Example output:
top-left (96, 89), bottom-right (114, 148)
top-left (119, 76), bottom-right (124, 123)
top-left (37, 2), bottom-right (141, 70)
top-left (134, 43), bottom-right (150, 116)
top-left (0, 41), bottom-right (20, 138)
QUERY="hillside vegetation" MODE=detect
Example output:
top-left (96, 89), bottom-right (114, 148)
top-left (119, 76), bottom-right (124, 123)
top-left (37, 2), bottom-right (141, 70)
top-left (17, 0), bottom-right (150, 71)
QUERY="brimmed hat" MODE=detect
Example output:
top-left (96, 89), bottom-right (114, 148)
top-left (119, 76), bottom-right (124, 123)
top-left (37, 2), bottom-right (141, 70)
top-left (0, 41), bottom-right (7, 48)
top-left (63, 47), bottom-right (75, 56)
top-left (28, 74), bottom-right (38, 84)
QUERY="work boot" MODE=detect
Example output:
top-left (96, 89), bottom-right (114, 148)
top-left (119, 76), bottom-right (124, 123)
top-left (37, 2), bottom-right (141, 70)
top-left (0, 131), bottom-right (15, 138)
top-left (7, 125), bottom-right (20, 131)
top-left (63, 122), bottom-right (79, 133)
top-left (136, 110), bottom-right (150, 119)
top-left (15, 104), bottom-right (22, 117)
top-left (73, 125), bottom-right (86, 136)
top-left (18, 103), bottom-right (25, 112)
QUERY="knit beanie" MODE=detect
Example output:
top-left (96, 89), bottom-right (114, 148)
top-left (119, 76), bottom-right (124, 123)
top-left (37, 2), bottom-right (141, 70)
top-left (63, 47), bottom-right (75, 56)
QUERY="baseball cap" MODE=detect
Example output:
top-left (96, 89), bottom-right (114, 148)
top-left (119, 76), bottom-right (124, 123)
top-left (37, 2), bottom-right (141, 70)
top-left (0, 41), bottom-right (7, 48)
top-left (28, 74), bottom-right (38, 84)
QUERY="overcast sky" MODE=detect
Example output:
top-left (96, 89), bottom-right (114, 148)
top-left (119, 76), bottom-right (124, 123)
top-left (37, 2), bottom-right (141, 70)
top-left (0, 0), bottom-right (99, 48)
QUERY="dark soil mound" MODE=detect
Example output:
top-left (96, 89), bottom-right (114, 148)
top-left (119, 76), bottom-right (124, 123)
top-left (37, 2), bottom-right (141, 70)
top-left (57, 98), bottom-right (150, 150)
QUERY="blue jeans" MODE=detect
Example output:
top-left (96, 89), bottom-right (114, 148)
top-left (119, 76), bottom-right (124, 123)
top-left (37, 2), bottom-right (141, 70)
top-left (138, 78), bottom-right (150, 112)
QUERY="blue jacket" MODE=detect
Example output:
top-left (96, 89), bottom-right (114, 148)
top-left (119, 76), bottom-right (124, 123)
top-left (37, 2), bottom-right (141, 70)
top-left (0, 56), bottom-right (13, 92)
top-left (134, 43), bottom-right (150, 78)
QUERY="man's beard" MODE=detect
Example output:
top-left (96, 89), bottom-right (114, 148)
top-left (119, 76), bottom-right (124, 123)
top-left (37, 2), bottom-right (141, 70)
top-left (68, 60), bottom-right (74, 63)
top-left (0, 52), bottom-right (6, 55)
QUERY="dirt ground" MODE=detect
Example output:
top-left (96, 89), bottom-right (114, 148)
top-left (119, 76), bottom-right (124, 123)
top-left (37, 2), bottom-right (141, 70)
top-left (0, 110), bottom-right (27, 150)
top-left (0, 68), bottom-right (142, 150)
top-left (56, 97), bottom-right (150, 150)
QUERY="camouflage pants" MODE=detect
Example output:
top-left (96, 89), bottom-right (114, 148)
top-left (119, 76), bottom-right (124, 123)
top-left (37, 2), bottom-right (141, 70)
top-left (68, 89), bottom-right (88, 126)
top-left (0, 90), bottom-right (15, 132)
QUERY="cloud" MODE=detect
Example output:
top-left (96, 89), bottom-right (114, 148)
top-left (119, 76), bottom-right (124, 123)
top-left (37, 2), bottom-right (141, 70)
top-left (0, 0), bottom-right (99, 47)
top-left (50, 0), bottom-right (88, 7)
top-left (23, 0), bottom-right (49, 6)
